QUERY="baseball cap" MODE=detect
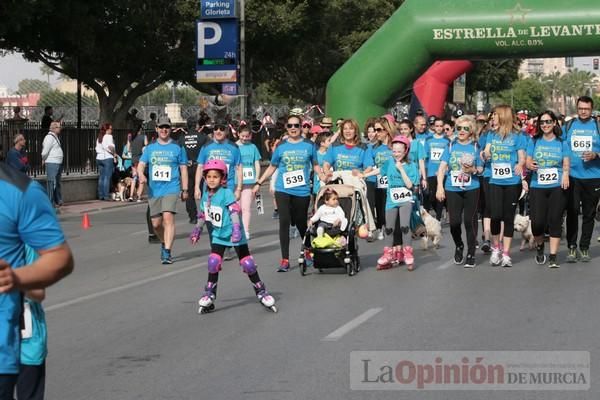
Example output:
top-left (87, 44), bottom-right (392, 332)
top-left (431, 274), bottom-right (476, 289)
top-left (157, 116), bottom-right (171, 127)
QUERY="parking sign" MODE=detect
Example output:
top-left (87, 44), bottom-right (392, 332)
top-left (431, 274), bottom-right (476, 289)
top-left (196, 19), bottom-right (238, 83)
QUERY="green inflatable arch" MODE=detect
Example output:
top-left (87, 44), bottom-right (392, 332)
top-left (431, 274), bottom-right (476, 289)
top-left (326, 0), bottom-right (600, 124)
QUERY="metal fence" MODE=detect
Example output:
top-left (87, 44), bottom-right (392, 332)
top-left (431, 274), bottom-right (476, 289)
top-left (0, 121), bottom-right (133, 177)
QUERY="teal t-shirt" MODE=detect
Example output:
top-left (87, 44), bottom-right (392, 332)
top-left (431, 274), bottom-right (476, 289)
top-left (140, 140), bottom-right (188, 198)
top-left (441, 141), bottom-right (482, 192)
top-left (487, 132), bottom-right (527, 186)
top-left (383, 159), bottom-right (419, 210)
top-left (271, 139), bottom-right (316, 197)
top-left (526, 137), bottom-right (570, 189)
top-left (238, 142), bottom-right (261, 185)
top-left (365, 142), bottom-right (393, 187)
top-left (564, 118), bottom-right (600, 179)
top-left (200, 187), bottom-right (247, 247)
top-left (425, 135), bottom-right (450, 177)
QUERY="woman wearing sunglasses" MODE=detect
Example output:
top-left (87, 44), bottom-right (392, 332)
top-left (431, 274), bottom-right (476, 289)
top-left (436, 116), bottom-right (483, 267)
top-left (253, 115), bottom-right (326, 272)
top-left (526, 110), bottom-right (570, 268)
top-left (482, 105), bottom-right (528, 268)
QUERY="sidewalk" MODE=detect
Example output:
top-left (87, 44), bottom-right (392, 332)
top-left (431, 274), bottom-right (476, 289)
top-left (58, 199), bottom-right (145, 216)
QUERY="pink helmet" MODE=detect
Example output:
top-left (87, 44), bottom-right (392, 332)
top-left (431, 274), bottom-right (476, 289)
top-left (391, 135), bottom-right (411, 153)
top-left (203, 159), bottom-right (228, 184)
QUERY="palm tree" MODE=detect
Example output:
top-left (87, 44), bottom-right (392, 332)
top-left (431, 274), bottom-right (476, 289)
top-left (39, 64), bottom-right (54, 85)
top-left (542, 71), bottom-right (563, 113)
top-left (559, 69), bottom-right (596, 114)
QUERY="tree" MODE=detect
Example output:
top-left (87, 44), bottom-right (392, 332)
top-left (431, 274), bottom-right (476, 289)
top-left (495, 78), bottom-right (546, 115)
top-left (39, 64), bottom-right (54, 84)
top-left (466, 60), bottom-right (522, 106)
top-left (16, 79), bottom-right (51, 94)
top-left (0, 0), bottom-right (212, 127)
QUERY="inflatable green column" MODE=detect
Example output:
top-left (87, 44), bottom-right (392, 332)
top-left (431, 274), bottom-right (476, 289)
top-left (326, 0), bottom-right (600, 125)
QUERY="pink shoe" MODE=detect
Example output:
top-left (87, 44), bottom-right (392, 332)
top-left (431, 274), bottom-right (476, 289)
top-left (403, 246), bottom-right (414, 270)
top-left (377, 247), bottom-right (395, 270)
top-left (394, 246), bottom-right (404, 264)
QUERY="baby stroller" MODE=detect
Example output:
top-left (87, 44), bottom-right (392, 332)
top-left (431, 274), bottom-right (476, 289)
top-left (298, 183), bottom-right (364, 276)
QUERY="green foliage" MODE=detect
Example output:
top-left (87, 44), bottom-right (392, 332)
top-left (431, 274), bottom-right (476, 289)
top-left (38, 89), bottom-right (98, 107)
top-left (16, 79), bottom-right (51, 94)
top-left (134, 85), bottom-right (203, 108)
top-left (495, 78), bottom-right (546, 115)
top-left (467, 60), bottom-right (522, 101)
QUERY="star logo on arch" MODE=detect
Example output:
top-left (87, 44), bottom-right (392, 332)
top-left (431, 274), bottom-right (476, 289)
top-left (506, 2), bottom-right (532, 24)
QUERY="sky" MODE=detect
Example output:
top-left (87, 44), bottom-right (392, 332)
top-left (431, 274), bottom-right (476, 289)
top-left (0, 53), bottom-right (59, 92)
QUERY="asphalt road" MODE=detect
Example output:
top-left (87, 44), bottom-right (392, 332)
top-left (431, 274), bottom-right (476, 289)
top-left (44, 194), bottom-right (600, 400)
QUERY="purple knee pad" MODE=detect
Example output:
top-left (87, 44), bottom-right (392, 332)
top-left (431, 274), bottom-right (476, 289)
top-left (240, 255), bottom-right (257, 275)
top-left (208, 253), bottom-right (222, 273)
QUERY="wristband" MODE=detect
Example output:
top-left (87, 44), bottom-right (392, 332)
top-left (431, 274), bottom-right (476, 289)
top-left (255, 181), bottom-right (262, 186)
top-left (181, 189), bottom-right (188, 192)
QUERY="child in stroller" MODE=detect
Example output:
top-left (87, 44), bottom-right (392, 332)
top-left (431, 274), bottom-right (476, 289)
top-left (308, 188), bottom-right (348, 246)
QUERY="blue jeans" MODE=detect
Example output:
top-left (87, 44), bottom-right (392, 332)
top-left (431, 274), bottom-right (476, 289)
top-left (97, 158), bottom-right (114, 200)
top-left (45, 162), bottom-right (63, 206)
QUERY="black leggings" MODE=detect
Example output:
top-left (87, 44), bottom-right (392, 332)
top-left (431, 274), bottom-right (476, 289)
top-left (374, 187), bottom-right (387, 229)
top-left (274, 191), bottom-right (310, 259)
top-left (566, 177), bottom-right (600, 250)
top-left (427, 176), bottom-right (444, 220)
top-left (447, 189), bottom-right (479, 254)
top-left (489, 183), bottom-right (521, 238)
top-left (366, 181), bottom-right (377, 228)
top-left (529, 187), bottom-right (566, 238)
top-left (207, 243), bottom-right (260, 295)
top-left (480, 176), bottom-right (492, 219)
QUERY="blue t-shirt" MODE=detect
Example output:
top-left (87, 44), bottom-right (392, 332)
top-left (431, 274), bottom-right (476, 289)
top-left (122, 144), bottom-right (132, 169)
top-left (415, 132), bottom-right (432, 149)
top-left (313, 150), bottom-right (328, 195)
top-left (201, 187), bottom-right (247, 247)
top-left (140, 140), bottom-right (188, 198)
top-left (271, 139), bottom-right (316, 197)
top-left (382, 159), bottom-right (419, 210)
top-left (0, 165), bottom-right (65, 374)
top-left (238, 142), bottom-right (261, 185)
top-left (441, 141), bottom-right (482, 192)
top-left (425, 135), bottom-right (450, 177)
top-left (324, 143), bottom-right (371, 171)
top-left (197, 140), bottom-right (242, 190)
top-left (409, 139), bottom-right (426, 162)
top-left (479, 131), bottom-right (492, 178)
top-left (487, 132), bottom-right (527, 186)
top-left (365, 142), bottom-right (393, 186)
top-left (527, 137), bottom-right (570, 189)
top-left (563, 119), bottom-right (600, 179)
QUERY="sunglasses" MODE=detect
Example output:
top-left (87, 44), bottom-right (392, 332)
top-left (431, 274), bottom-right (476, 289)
top-left (374, 127), bottom-right (385, 132)
top-left (539, 119), bottom-right (554, 125)
top-left (158, 125), bottom-right (170, 129)
top-left (444, 127), bottom-right (452, 131)
top-left (287, 123), bottom-right (300, 128)
top-left (456, 126), bottom-right (471, 132)
top-left (302, 124), bottom-right (311, 128)
top-left (214, 125), bottom-right (226, 131)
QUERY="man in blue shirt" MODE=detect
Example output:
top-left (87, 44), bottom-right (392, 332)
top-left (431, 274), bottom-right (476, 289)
top-left (564, 96), bottom-right (600, 262)
top-left (0, 163), bottom-right (73, 399)
top-left (138, 117), bottom-right (189, 265)
top-left (5, 134), bottom-right (29, 173)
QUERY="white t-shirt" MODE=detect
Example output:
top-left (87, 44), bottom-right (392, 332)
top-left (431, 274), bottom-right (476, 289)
top-left (310, 204), bottom-right (348, 231)
top-left (96, 134), bottom-right (115, 160)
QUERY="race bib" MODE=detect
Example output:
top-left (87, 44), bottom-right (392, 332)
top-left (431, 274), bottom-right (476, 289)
top-left (242, 167), bottom-right (255, 181)
top-left (430, 148), bottom-right (444, 161)
top-left (537, 167), bottom-right (559, 185)
top-left (571, 135), bottom-right (592, 152)
top-left (377, 174), bottom-right (388, 189)
top-left (205, 205), bottom-right (224, 228)
top-left (450, 170), bottom-right (472, 187)
top-left (152, 165), bottom-right (172, 182)
top-left (492, 163), bottom-right (513, 179)
top-left (283, 170), bottom-right (305, 188)
top-left (390, 187), bottom-right (412, 204)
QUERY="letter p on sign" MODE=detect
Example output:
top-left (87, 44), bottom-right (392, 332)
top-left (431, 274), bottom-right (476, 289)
top-left (197, 22), bottom-right (222, 59)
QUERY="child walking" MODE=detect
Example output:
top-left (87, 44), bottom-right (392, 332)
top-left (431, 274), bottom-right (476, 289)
top-left (191, 160), bottom-right (276, 313)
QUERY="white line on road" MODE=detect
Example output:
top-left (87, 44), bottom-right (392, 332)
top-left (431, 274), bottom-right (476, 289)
top-left (46, 239), bottom-right (281, 312)
top-left (322, 307), bottom-right (383, 342)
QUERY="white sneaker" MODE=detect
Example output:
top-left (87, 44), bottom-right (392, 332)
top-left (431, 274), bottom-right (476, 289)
top-left (501, 254), bottom-right (513, 268)
top-left (490, 248), bottom-right (502, 266)
top-left (245, 231), bottom-right (250, 240)
top-left (377, 229), bottom-right (385, 241)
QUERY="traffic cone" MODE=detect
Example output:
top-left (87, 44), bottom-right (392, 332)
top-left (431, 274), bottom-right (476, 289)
top-left (82, 213), bottom-right (91, 230)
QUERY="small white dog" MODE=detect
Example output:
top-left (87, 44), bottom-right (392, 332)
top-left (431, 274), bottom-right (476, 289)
top-left (513, 213), bottom-right (534, 250)
top-left (419, 207), bottom-right (442, 249)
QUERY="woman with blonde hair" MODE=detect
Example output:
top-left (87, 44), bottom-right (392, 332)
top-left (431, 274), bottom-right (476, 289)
top-left (482, 105), bottom-right (528, 267)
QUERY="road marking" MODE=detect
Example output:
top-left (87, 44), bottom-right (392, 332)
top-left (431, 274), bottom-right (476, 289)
top-left (46, 239), bottom-right (280, 312)
top-left (436, 259), bottom-right (455, 270)
top-left (322, 308), bottom-right (383, 341)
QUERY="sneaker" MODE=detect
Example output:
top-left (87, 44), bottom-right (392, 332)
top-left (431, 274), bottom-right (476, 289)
top-left (454, 245), bottom-right (465, 265)
top-left (535, 243), bottom-right (546, 265)
top-left (403, 246), bottom-right (415, 271)
top-left (501, 253), bottom-right (512, 268)
top-left (377, 230), bottom-right (385, 241)
top-left (580, 248), bottom-right (591, 262)
top-left (304, 249), bottom-right (314, 268)
top-left (464, 253), bottom-right (476, 268)
top-left (224, 247), bottom-right (235, 261)
top-left (490, 247), bottom-right (502, 266)
top-left (548, 255), bottom-right (560, 268)
top-left (377, 247), bottom-right (395, 270)
top-left (566, 247), bottom-right (578, 263)
top-left (272, 210), bottom-right (279, 219)
top-left (161, 246), bottom-right (173, 264)
top-left (277, 258), bottom-right (290, 272)
top-left (289, 226), bottom-right (299, 239)
top-left (480, 240), bottom-right (491, 254)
